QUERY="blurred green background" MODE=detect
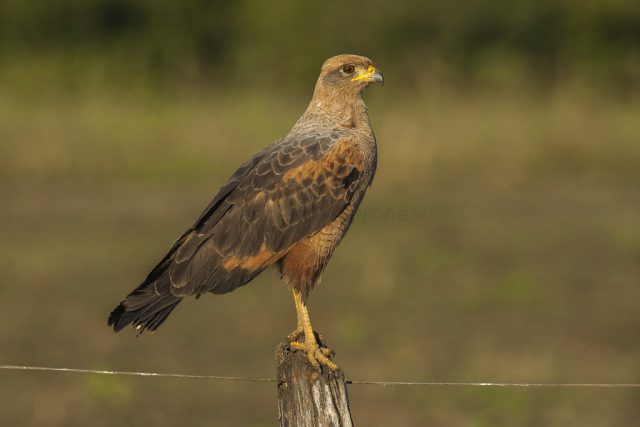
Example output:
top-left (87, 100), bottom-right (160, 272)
top-left (1, 1), bottom-right (639, 426)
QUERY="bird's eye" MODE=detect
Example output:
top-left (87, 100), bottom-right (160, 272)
top-left (342, 65), bottom-right (355, 74)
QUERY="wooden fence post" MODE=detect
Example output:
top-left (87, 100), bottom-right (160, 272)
top-left (276, 339), bottom-right (354, 427)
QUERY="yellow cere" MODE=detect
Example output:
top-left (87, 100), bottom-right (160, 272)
top-left (351, 65), bottom-right (377, 82)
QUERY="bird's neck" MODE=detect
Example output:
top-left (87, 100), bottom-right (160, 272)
top-left (299, 92), bottom-right (370, 130)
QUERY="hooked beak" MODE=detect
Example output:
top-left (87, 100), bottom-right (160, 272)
top-left (352, 64), bottom-right (384, 86)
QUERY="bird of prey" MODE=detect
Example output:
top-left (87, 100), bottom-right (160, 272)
top-left (108, 54), bottom-right (383, 370)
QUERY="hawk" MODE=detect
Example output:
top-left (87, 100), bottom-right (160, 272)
top-left (108, 54), bottom-right (383, 370)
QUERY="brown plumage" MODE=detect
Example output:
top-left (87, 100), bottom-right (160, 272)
top-left (108, 54), bottom-right (383, 369)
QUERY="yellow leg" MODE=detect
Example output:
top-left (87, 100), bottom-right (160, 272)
top-left (288, 289), bottom-right (326, 342)
top-left (287, 290), bottom-right (304, 341)
top-left (289, 289), bottom-right (337, 371)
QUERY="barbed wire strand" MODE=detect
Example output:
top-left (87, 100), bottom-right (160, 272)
top-left (347, 380), bottom-right (640, 388)
top-left (2, 364), bottom-right (639, 388)
top-left (0, 364), bottom-right (275, 383)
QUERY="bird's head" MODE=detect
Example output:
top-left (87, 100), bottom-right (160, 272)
top-left (313, 54), bottom-right (384, 101)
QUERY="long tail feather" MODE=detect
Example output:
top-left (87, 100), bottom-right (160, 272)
top-left (108, 277), bottom-right (182, 333)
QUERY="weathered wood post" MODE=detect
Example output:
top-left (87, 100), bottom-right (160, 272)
top-left (276, 339), bottom-right (354, 426)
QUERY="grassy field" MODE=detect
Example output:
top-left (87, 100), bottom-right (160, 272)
top-left (1, 86), bottom-right (639, 426)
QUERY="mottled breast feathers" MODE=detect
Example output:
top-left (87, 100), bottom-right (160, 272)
top-left (147, 132), bottom-right (366, 298)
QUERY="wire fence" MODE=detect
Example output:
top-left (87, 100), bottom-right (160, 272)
top-left (2, 364), bottom-right (639, 388)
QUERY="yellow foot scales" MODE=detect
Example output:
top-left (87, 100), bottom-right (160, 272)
top-left (287, 328), bottom-right (326, 343)
top-left (288, 332), bottom-right (337, 371)
top-left (287, 327), bottom-right (304, 342)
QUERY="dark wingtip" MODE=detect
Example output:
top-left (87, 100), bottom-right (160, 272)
top-left (107, 297), bottom-right (181, 334)
top-left (107, 303), bottom-right (128, 332)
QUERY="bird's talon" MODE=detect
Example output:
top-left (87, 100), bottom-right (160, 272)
top-left (320, 347), bottom-right (335, 357)
top-left (288, 341), bottom-right (305, 350)
top-left (307, 352), bottom-right (320, 369)
top-left (288, 338), bottom-right (338, 371)
top-left (314, 349), bottom-right (338, 371)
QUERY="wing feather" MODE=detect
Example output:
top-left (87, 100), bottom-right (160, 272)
top-left (163, 133), bottom-right (364, 296)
